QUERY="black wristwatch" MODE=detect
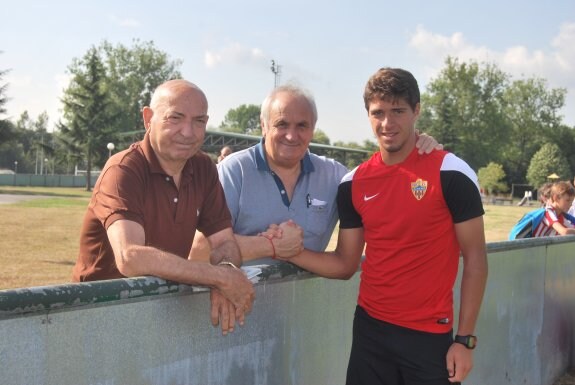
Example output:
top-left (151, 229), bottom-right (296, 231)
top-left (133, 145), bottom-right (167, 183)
top-left (454, 334), bottom-right (477, 349)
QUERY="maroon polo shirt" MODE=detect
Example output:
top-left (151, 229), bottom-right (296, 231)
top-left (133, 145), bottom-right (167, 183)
top-left (72, 132), bottom-right (231, 281)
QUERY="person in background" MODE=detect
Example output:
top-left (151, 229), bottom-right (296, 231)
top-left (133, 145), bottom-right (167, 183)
top-left (217, 145), bottom-right (233, 163)
top-left (72, 79), bottom-right (255, 335)
top-left (533, 181), bottom-right (575, 237)
top-left (274, 68), bottom-right (488, 385)
top-left (568, 177), bottom-right (575, 216)
top-left (190, 84), bottom-right (442, 263)
top-left (538, 182), bottom-right (553, 206)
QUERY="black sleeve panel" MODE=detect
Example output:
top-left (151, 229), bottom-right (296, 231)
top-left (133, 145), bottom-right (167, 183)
top-left (441, 170), bottom-right (485, 223)
top-left (337, 180), bottom-right (363, 228)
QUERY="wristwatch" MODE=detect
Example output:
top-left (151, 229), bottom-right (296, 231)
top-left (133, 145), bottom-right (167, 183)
top-left (454, 334), bottom-right (477, 349)
top-left (218, 261), bottom-right (239, 269)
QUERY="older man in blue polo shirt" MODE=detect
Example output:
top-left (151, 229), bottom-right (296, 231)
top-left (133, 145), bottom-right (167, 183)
top-left (191, 85), bottom-right (439, 262)
top-left (217, 86), bottom-right (346, 260)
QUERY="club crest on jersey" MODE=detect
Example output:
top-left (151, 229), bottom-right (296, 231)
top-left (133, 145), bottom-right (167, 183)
top-left (411, 178), bottom-right (428, 200)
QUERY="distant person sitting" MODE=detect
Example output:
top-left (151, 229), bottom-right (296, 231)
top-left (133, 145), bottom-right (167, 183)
top-left (217, 146), bottom-right (233, 163)
top-left (533, 181), bottom-right (575, 237)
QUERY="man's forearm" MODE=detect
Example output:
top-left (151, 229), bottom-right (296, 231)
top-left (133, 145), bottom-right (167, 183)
top-left (210, 239), bottom-right (243, 267)
top-left (120, 244), bottom-right (228, 287)
top-left (235, 234), bottom-right (274, 261)
top-left (457, 254), bottom-right (488, 335)
top-left (282, 249), bottom-right (360, 280)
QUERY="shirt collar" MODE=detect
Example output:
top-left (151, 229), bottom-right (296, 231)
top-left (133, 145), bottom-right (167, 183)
top-left (255, 138), bottom-right (314, 173)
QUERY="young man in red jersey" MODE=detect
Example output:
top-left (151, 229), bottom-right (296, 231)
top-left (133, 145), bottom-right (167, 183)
top-left (275, 68), bottom-right (488, 384)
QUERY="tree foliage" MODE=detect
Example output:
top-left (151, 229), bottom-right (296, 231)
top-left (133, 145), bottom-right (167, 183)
top-left (99, 39), bottom-right (182, 145)
top-left (55, 40), bottom-right (182, 188)
top-left (418, 56), bottom-right (569, 191)
top-left (501, 78), bottom-right (567, 183)
top-left (0, 58), bottom-right (13, 144)
top-left (477, 162), bottom-right (508, 195)
top-left (2, 51), bottom-right (574, 184)
top-left (526, 143), bottom-right (572, 188)
top-left (547, 124), bottom-right (575, 177)
top-left (219, 104), bottom-right (261, 135)
top-left (312, 128), bottom-right (330, 145)
top-left (59, 47), bottom-right (118, 190)
top-left (418, 57), bottom-right (510, 171)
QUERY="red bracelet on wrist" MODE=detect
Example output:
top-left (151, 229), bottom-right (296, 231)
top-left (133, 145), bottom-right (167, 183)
top-left (260, 234), bottom-right (276, 259)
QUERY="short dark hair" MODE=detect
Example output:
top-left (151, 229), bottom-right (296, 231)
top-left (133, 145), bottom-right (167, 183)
top-left (363, 67), bottom-right (420, 111)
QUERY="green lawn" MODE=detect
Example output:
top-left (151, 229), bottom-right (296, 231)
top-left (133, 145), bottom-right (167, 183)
top-left (0, 187), bottom-right (534, 290)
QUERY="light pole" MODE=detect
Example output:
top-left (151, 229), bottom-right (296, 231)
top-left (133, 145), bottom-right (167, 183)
top-left (107, 142), bottom-right (115, 158)
top-left (14, 161), bottom-right (18, 174)
top-left (44, 158), bottom-right (49, 175)
top-left (270, 60), bottom-right (281, 88)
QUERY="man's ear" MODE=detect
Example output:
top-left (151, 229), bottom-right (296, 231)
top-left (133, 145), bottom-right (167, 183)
top-left (413, 103), bottom-right (421, 120)
top-left (260, 118), bottom-right (267, 137)
top-left (142, 107), bottom-right (153, 130)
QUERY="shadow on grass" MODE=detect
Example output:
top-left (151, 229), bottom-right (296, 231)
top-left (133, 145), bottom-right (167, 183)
top-left (15, 197), bottom-right (89, 208)
top-left (41, 259), bottom-right (75, 266)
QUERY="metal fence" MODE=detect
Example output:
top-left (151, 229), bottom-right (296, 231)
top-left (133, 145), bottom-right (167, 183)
top-left (0, 174), bottom-right (96, 188)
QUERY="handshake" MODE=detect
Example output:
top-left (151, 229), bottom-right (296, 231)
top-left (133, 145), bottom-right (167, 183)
top-left (258, 220), bottom-right (305, 260)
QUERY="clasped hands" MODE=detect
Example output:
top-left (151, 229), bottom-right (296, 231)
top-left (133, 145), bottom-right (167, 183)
top-left (259, 219), bottom-right (305, 260)
top-left (210, 221), bottom-right (303, 335)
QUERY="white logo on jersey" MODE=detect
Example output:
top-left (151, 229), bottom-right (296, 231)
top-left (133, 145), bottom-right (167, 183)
top-left (363, 193), bottom-right (380, 201)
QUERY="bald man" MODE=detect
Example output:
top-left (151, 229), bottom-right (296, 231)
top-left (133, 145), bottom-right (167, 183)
top-left (72, 80), bottom-right (254, 334)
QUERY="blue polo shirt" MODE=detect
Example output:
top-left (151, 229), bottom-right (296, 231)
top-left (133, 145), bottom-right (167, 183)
top-left (217, 139), bottom-right (348, 253)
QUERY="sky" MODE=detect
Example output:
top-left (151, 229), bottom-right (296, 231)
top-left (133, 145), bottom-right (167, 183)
top-left (1, 0), bottom-right (574, 144)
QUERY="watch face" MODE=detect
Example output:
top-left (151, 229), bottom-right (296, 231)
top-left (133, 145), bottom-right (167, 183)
top-left (455, 335), bottom-right (477, 349)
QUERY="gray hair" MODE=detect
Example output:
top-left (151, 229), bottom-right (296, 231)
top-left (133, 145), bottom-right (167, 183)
top-left (260, 84), bottom-right (318, 127)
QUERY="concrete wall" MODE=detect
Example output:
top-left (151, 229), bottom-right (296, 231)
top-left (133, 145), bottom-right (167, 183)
top-left (1, 237), bottom-right (574, 385)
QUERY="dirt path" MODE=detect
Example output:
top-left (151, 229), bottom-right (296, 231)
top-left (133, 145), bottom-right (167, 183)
top-left (0, 194), bottom-right (51, 204)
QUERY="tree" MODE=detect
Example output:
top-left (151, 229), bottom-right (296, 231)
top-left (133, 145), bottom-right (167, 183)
top-left (332, 139), bottom-right (375, 169)
top-left (418, 57), bottom-right (510, 171)
top-left (30, 112), bottom-right (52, 175)
top-left (99, 39), bottom-right (182, 146)
top-left (477, 162), bottom-right (508, 195)
top-left (59, 47), bottom-right (118, 190)
top-left (547, 124), bottom-right (575, 177)
top-left (501, 78), bottom-right (567, 184)
top-left (219, 104), bottom-right (261, 135)
top-left (526, 143), bottom-right (572, 188)
top-left (58, 40), bottom-right (180, 188)
top-left (0, 58), bottom-right (13, 144)
top-left (312, 128), bottom-right (330, 145)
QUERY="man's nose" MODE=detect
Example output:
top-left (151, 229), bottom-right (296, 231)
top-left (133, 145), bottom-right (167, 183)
top-left (181, 121), bottom-right (200, 138)
top-left (284, 127), bottom-right (297, 140)
top-left (381, 115), bottom-right (393, 127)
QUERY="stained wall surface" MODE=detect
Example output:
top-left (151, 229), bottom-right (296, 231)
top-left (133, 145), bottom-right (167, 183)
top-left (1, 237), bottom-right (574, 385)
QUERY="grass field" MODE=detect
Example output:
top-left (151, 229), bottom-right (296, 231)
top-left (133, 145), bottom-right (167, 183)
top-left (0, 186), bottom-right (534, 291)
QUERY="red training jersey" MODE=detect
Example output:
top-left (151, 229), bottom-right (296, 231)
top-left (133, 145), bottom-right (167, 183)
top-left (337, 148), bottom-right (484, 333)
